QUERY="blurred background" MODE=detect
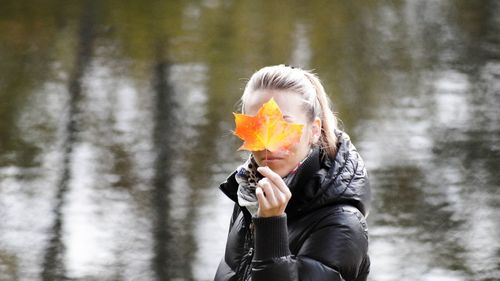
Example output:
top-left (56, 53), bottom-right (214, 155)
top-left (0, 0), bottom-right (499, 280)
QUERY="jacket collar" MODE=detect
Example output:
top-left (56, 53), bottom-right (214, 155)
top-left (217, 149), bottom-right (322, 205)
top-left (219, 170), bottom-right (239, 203)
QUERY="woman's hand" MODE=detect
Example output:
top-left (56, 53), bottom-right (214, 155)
top-left (255, 166), bottom-right (292, 218)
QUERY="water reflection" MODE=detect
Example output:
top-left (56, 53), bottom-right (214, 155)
top-left (0, 0), bottom-right (499, 280)
top-left (41, 1), bottom-right (97, 280)
top-left (150, 45), bottom-right (175, 280)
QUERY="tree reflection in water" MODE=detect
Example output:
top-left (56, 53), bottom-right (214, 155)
top-left (41, 1), bottom-right (96, 280)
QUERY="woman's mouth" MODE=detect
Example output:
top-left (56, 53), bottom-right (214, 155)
top-left (261, 156), bottom-right (283, 164)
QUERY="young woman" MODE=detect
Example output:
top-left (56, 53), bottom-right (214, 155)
top-left (214, 65), bottom-right (371, 281)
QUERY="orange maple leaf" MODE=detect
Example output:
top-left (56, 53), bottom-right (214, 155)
top-left (233, 98), bottom-right (304, 153)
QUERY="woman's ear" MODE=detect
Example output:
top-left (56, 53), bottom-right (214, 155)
top-left (311, 117), bottom-right (322, 144)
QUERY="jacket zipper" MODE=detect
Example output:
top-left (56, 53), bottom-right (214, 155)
top-left (238, 221), bottom-right (255, 281)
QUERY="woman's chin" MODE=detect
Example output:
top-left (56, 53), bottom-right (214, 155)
top-left (255, 158), bottom-right (293, 177)
top-left (263, 163), bottom-right (292, 177)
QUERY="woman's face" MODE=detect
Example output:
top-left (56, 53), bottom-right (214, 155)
top-left (243, 89), bottom-right (321, 177)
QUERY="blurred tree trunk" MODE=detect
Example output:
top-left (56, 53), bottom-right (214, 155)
top-left (151, 41), bottom-right (176, 281)
top-left (40, 1), bottom-right (96, 280)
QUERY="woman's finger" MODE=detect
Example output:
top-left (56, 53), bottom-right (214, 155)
top-left (274, 189), bottom-right (287, 205)
top-left (255, 187), bottom-right (270, 209)
top-left (257, 166), bottom-right (292, 198)
top-left (258, 179), bottom-right (278, 207)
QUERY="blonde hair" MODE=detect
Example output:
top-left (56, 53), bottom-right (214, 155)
top-left (241, 65), bottom-right (339, 158)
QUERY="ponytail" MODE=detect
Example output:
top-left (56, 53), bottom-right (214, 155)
top-left (302, 71), bottom-right (339, 158)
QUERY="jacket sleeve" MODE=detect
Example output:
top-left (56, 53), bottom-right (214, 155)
top-left (214, 203), bottom-right (243, 281)
top-left (251, 208), bottom-right (369, 281)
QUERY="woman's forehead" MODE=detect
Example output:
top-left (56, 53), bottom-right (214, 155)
top-left (243, 90), bottom-right (307, 117)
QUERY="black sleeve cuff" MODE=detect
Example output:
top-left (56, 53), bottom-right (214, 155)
top-left (252, 214), bottom-right (291, 260)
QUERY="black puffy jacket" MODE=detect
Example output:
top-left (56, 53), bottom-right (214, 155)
top-left (214, 131), bottom-right (371, 281)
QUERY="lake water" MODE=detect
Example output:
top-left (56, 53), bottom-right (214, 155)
top-left (0, 1), bottom-right (499, 280)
